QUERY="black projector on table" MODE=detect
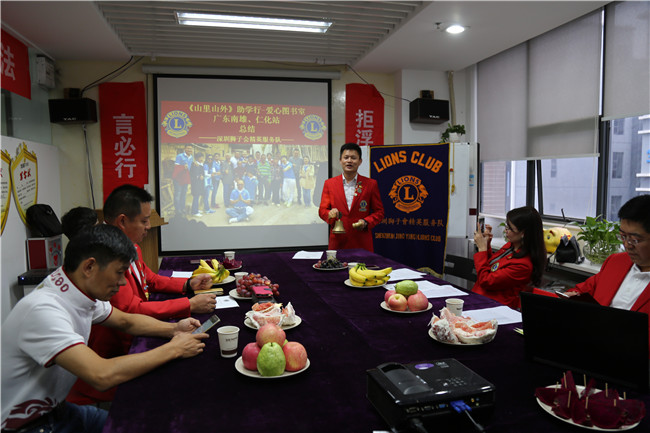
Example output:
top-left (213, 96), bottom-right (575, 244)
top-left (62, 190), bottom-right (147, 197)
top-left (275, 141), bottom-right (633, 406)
top-left (367, 358), bottom-right (495, 432)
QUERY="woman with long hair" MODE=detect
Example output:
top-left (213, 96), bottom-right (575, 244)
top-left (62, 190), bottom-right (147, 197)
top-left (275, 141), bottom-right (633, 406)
top-left (472, 206), bottom-right (546, 309)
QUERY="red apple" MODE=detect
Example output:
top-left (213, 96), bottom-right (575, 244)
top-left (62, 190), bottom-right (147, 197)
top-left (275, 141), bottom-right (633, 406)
top-left (384, 289), bottom-right (396, 304)
top-left (282, 341), bottom-right (308, 372)
top-left (256, 323), bottom-right (286, 348)
top-left (387, 293), bottom-right (408, 311)
top-left (407, 290), bottom-right (429, 311)
top-left (242, 342), bottom-right (261, 371)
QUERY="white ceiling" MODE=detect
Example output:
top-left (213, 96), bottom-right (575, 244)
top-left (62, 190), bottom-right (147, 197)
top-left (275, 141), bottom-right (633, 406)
top-left (1, 1), bottom-right (609, 73)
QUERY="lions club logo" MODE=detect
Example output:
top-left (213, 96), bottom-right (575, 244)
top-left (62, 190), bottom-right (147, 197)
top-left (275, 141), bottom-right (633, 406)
top-left (299, 114), bottom-right (326, 141)
top-left (388, 175), bottom-right (428, 213)
top-left (162, 111), bottom-right (193, 138)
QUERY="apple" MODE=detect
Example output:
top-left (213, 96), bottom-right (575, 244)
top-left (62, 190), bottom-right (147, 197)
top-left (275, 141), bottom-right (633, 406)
top-left (407, 290), bottom-right (429, 311)
top-left (256, 323), bottom-right (286, 348)
top-left (282, 341), bottom-right (308, 372)
top-left (242, 342), bottom-right (261, 371)
top-left (387, 293), bottom-right (408, 311)
top-left (384, 289), bottom-right (396, 304)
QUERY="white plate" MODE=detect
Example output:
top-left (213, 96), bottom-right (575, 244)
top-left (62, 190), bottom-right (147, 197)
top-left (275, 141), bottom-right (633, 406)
top-left (244, 315), bottom-right (302, 330)
top-left (536, 385), bottom-right (641, 431)
top-left (427, 327), bottom-right (496, 346)
top-left (344, 278), bottom-right (386, 289)
top-left (224, 265), bottom-right (242, 272)
top-left (234, 356), bottom-right (310, 379)
top-left (313, 264), bottom-right (347, 271)
top-left (229, 288), bottom-right (252, 300)
top-left (212, 275), bottom-right (235, 286)
top-left (380, 301), bottom-right (432, 314)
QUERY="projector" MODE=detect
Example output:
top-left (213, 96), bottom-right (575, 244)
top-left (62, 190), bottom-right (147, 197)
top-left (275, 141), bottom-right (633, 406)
top-left (367, 358), bottom-right (495, 432)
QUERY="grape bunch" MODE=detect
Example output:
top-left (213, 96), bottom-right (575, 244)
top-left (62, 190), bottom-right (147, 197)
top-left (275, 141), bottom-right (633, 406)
top-left (314, 258), bottom-right (347, 269)
top-left (236, 273), bottom-right (280, 298)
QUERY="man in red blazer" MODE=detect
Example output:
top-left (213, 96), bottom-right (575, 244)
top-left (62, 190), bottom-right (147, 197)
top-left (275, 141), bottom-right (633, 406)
top-left (568, 195), bottom-right (650, 351)
top-left (67, 184), bottom-right (215, 405)
top-left (319, 143), bottom-right (384, 252)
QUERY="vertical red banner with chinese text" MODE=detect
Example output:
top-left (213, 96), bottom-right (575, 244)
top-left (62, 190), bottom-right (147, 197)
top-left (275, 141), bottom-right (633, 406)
top-left (1, 29), bottom-right (31, 100)
top-left (99, 82), bottom-right (148, 199)
top-left (345, 83), bottom-right (384, 146)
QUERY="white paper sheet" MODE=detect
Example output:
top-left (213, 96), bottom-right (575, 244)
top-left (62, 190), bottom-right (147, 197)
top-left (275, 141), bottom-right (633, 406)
top-left (213, 296), bottom-right (239, 309)
top-left (172, 271), bottom-right (193, 278)
top-left (292, 250), bottom-right (324, 259)
top-left (387, 268), bottom-right (427, 281)
top-left (384, 280), bottom-right (468, 298)
top-left (463, 306), bottom-right (522, 325)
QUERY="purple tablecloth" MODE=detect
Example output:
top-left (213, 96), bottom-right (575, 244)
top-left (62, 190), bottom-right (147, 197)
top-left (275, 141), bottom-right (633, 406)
top-left (103, 249), bottom-right (649, 433)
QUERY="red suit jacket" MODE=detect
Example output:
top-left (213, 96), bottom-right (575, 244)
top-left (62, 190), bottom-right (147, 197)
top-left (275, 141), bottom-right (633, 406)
top-left (318, 174), bottom-right (384, 252)
top-left (67, 244), bottom-right (190, 404)
top-left (472, 242), bottom-right (533, 309)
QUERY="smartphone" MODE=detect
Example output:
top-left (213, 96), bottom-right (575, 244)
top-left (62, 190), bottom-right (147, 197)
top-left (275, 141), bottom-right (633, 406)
top-left (192, 314), bottom-right (221, 334)
top-left (251, 285), bottom-right (275, 304)
top-left (478, 216), bottom-right (485, 232)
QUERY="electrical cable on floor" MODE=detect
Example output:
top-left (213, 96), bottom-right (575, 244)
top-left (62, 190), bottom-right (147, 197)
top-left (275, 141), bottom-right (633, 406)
top-left (408, 417), bottom-right (429, 433)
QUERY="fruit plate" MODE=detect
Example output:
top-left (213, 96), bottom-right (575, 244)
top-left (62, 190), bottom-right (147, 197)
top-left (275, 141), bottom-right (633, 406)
top-left (344, 278), bottom-right (386, 289)
top-left (380, 301), bottom-right (432, 314)
top-left (244, 316), bottom-right (302, 330)
top-left (229, 289), bottom-right (252, 301)
top-left (211, 276), bottom-right (235, 286)
top-left (223, 265), bottom-right (242, 272)
top-left (312, 264), bottom-right (347, 271)
top-left (234, 356), bottom-right (310, 379)
top-left (428, 327), bottom-right (496, 346)
top-left (536, 385), bottom-right (640, 431)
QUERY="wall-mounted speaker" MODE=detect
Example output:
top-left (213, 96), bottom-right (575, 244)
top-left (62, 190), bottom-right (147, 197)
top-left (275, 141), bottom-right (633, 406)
top-left (48, 98), bottom-right (97, 124)
top-left (409, 98), bottom-right (449, 124)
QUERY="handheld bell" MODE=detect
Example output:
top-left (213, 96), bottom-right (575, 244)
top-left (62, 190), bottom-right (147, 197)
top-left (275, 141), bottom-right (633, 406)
top-left (332, 217), bottom-right (346, 234)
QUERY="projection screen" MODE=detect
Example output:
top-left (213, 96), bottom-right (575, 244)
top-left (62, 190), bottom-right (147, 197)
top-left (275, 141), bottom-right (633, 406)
top-left (154, 75), bottom-right (331, 254)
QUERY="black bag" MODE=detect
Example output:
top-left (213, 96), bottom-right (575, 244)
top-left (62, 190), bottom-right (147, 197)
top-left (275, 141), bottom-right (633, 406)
top-left (554, 235), bottom-right (584, 264)
top-left (26, 204), bottom-right (62, 237)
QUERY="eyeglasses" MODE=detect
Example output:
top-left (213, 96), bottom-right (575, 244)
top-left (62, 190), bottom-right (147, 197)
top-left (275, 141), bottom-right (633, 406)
top-left (617, 232), bottom-right (646, 246)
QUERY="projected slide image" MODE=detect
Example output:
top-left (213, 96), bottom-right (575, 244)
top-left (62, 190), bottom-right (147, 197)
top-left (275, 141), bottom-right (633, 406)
top-left (160, 142), bottom-right (328, 227)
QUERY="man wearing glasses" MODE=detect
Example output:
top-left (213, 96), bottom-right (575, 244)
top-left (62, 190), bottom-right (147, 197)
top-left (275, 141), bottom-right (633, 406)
top-left (567, 195), bottom-right (650, 316)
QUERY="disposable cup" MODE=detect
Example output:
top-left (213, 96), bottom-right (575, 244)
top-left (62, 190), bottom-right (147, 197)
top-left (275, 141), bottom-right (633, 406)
top-left (216, 326), bottom-right (239, 358)
top-left (234, 272), bottom-right (247, 283)
top-left (224, 251), bottom-right (236, 260)
top-left (446, 298), bottom-right (464, 316)
top-left (326, 250), bottom-right (337, 260)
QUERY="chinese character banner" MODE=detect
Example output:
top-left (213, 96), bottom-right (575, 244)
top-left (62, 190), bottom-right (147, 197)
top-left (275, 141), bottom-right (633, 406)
top-left (369, 143), bottom-right (449, 274)
top-left (99, 82), bottom-right (148, 199)
top-left (345, 83), bottom-right (384, 146)
top-left (159, 101), bottom-right (328, 146)
top-left (1, 29), bottom-right (31, 100)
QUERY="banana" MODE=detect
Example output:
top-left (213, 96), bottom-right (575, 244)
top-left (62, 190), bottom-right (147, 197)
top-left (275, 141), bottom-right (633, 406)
top-left (348, 266), bottom-right (367, 284)
top-left (356, 266), bottom-right (392, 278)
top-left (192, 267), bottom-right (214, 277)
top-left (348, 278), bottom-right (365, 287)
top-left (199, 259), bottom-right (213, 270)
top-left (365, 276), bottom-right (390, 286)
top-left (211, 259), bottom-right (221, 270)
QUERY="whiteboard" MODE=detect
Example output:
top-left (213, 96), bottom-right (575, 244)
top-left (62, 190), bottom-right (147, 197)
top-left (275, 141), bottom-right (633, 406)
top-left (360, 142), bottom-right (476, 239)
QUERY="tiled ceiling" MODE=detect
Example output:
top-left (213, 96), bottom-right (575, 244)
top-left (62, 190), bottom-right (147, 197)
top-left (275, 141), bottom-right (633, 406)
top-left (95, 1), bottom-right (424, 65)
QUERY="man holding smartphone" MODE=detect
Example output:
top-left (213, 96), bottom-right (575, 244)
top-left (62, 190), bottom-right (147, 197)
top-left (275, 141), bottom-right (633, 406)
top-left (1, 225), bottom-right (209, 433)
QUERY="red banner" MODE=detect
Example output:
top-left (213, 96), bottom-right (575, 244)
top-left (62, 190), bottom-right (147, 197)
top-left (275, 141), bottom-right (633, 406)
top-left (1, 29), bottom-right (31, 100)
top-left (159, 101), bottom-right (328, 146)
top-left (99, 82), bottom-right (148, 199)
top-left (345, 83), bottom-right (384, 146)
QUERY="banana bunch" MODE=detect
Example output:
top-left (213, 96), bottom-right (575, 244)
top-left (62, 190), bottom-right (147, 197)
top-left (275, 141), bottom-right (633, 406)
top-left (348, 263), bottom-right (392, 287)
top-left (192, 259), bottom-right (231, 284)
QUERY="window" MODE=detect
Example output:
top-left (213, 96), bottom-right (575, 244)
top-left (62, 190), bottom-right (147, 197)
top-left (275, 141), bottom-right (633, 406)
top-left (613, 119), bottom-right (624, 135)
top-left (480, 160), bottom-right (528, 216)
top-left (611, 152), bottom-right (624, 179)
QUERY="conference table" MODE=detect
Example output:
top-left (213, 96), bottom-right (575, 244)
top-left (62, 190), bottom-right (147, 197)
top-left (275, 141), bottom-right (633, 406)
top-left (102, 249), bottom-right (649, 433)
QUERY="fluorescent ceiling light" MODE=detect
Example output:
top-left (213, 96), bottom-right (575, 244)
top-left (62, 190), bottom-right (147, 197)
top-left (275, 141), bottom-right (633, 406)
top-left (176, 12), bottom-right (332, 33)
top-left (445, 24), bottom-right (466, 34)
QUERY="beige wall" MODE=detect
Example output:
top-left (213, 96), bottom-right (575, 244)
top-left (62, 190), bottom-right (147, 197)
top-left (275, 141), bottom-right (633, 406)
top-left (52, 58), bottom-right (395, 213)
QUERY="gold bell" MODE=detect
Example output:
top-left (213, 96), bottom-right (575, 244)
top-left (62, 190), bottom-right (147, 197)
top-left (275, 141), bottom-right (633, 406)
top-left (332, 218), bottom-right (346, 234)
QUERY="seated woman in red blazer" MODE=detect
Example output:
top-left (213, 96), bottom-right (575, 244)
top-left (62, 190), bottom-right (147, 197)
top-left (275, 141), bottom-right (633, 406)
top-left (472, 206), bottom-right (546, 309)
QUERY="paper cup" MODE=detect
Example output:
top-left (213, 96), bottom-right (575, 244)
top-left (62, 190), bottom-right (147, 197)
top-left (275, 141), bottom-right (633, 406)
top-left (224, 251), bottom-right (236, 260)
top-left (216, 326), bottom-right (240, 358)
top-left (326, 250), bottom-right (337, 260)
top-left (234, 272), bottom-right (247, 283)
top-left (446, 298), bottom-right (464, 316)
